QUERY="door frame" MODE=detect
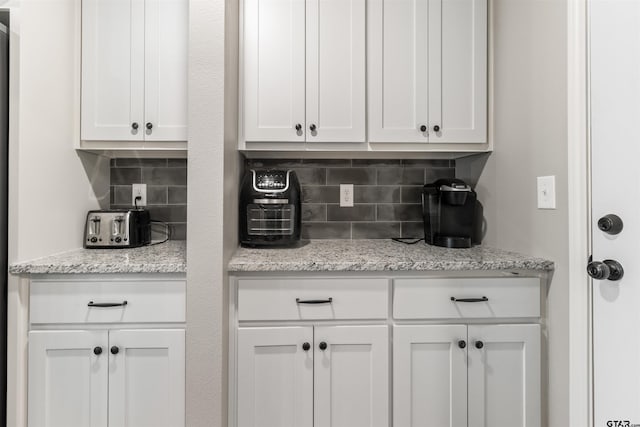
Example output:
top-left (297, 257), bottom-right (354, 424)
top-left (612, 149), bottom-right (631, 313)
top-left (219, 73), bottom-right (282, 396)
top-left (567, 0), bottom-right (592, 425)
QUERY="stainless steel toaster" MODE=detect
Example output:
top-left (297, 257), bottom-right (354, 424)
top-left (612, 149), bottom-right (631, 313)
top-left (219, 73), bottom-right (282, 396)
top-left (84, 209), bottom-right (151, 248)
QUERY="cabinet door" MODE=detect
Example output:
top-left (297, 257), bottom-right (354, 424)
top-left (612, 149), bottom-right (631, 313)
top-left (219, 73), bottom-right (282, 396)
top-left (144, 0), bottom-right (188, 141)
top-left (428, 0), bottom-right (487, 143)
top-left (368, 0), bottom-right (430, 143)
top-left (467, 324), bottom-right (541, 427)
top-left (243, 0), bottom-right (306, 142)
top-left (314, 325), bottom-right (389, 427)
top-left (237, 327), bottom-right (313, 427)
top-left (28, 330), bottom-right (108, 427)
top-left (305, 0), bottom-right (365, 142)
top-left (393, 325), bottom-right (467, 427)
top-left (81, 0), bottom-right (145, 141)
top-left (108, 329), bottom-right (185, 427)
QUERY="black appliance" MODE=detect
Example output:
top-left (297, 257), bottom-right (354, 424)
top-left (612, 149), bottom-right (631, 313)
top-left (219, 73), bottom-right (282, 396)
top-left (422, 178), bottom-right (482, 248)
top-left (240, 169), bottom-right (301, 247)
top-left (83, 209), bottom-right (151, 248)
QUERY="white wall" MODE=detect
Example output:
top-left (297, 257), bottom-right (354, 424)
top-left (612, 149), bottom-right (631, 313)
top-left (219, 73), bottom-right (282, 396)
top-left (186, 0), bottom-right (240, 425)
top-left (6, 1), bottom-right (109, 425)
top-left (473, 0), bottom-right (570, 426)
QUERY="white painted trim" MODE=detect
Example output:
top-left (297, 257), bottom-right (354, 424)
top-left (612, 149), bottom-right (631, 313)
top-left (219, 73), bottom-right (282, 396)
top-left (567, 0), bottom-right (592, 425)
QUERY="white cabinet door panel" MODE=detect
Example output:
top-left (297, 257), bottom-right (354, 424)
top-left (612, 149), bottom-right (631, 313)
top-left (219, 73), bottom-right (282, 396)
top-left (429, 0), bottom-right (487, 143)
top-left (108, 329), bottom-right (185, 427)
top-left (28, 330), bottom-right (108, 427)
top-left (314, 325), bottom-right (389, 427)
top-left (81, 0), bottom-right (144, 141)
top-left (243, 0), bottom-right (306, 142)
top-left (467, 324), bottom-right (540, 427)
top-left (306, 0), bottom-right (365, 142)
top-left (144, 0), bottom-right (188, 141)
top-left (368, 0), bottom-right (429, 143)
top-left (237, 327), bottom-right (314, 427)
top-left (393, 325), bottom-right (467, 427)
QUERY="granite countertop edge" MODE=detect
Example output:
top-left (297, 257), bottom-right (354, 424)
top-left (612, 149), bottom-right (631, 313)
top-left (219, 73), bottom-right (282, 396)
top-left (8, 240), bottom-right (187, 275)
top-left (227, 240), bottom-right (555, 273)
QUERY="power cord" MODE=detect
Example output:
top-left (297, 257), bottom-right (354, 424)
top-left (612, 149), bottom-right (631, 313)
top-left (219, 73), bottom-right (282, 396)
top-left (133, 196), bottom-right (170, 245)
top-left (391, 237), bottom-right (423, 245)
top-left (149, 220), bottom-right (170, 245)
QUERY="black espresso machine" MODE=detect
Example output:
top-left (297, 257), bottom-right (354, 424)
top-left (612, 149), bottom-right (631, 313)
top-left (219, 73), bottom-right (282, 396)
top-left (240, 169), bottom-right (301, 247)
top-left (422, 178), bottom-right (482, 248)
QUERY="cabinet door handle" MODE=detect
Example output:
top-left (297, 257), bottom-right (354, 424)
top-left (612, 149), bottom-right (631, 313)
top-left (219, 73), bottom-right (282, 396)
top-left (93, 346), bottom-right (103, 355)
top-left (450, 296), bottom-right (488, 303)
top-left (296, 298), bottom-right (333, 304)
top-left (111, 346), bottom-right (120, 355)
top-left (319, 341), bottom-right (328, 351)
top-left (458, 340), bottom-right (467, 349)
top-left (309, 124), bottom-right (317, 132)
top-left (131, 122), bottom-right (139, 130)
top-left (433, 125), bottom-right (441, 132)
top-left (302, 342), bottom-right (311, 351)
top-left (146, 122), bottom-right (153, 130)
top-left (420, 124), bottom-right (427, 132)
top-left (88, 300), bottom-right (128, 308)
top-left (475, 341), bottom-right (484, 349)
top-left (295, 123), bottom-right (302, 131)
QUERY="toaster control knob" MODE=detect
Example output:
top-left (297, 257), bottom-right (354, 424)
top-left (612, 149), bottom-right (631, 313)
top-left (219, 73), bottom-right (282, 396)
top-left (90, 237), bottom-right (98, 243)
top-left (115, 237), bottom-right (122, 243)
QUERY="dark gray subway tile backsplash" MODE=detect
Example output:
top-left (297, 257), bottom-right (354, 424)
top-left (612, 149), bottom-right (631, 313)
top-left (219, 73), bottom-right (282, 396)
top-left (110, 158), bottom-right (187, 240)
top-left (245, 158), bottom-right (456, 240)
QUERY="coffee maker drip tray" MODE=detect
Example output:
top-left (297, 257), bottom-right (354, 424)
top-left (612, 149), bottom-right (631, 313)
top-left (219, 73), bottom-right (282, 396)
top-left (433, 235), bottom-right (472, 249)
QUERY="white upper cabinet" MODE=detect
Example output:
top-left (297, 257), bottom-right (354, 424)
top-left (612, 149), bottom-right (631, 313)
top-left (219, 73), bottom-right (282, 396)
top-left (368, 0), bottom-right (487, 144)
top-left (81, 0), bottom-right (187, 142)
top-left (242, 0), bottom-right (365, 143)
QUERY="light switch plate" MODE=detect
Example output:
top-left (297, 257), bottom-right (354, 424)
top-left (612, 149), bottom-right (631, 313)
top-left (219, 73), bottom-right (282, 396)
top-left (537, 176), bottom-right (556, 209)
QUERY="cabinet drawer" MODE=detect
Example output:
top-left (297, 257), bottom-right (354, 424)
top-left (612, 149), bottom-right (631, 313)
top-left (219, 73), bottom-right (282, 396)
top-left (30, 280), bottom-right (186, 324)
top-left (237, 278), bottom-right (389, 321)
top-left (393, 277), bottom-right (540, 319)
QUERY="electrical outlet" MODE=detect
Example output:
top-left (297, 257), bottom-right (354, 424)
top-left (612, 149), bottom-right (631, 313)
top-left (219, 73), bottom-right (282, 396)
top-left (340, 184), bottom-right (354, 207)
top-left (537, 176), bottom-right (556, 209)
top-left (132, 183), bottom-right (147, 207)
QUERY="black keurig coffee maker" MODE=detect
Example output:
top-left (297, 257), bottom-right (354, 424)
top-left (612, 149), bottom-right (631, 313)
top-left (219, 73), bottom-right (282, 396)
top-left (422, 178), bottom-right (482, 248)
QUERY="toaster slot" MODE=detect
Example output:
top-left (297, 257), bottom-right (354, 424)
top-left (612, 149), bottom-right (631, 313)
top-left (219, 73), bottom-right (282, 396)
top-left (247, 204), bottom-right (295, 236)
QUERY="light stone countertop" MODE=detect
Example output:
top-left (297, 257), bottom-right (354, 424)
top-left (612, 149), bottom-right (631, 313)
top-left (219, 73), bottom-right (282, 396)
top-left (228, 239), bottom-right (554, 273)
top-left (9, 240), bottom-right (186, 275)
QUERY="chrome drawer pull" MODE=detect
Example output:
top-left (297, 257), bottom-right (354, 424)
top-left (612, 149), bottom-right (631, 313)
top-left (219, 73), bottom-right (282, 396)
top-left (295, 298), bottom-right (333, 304)
top-left (88, 300), bottom-right (128, 308)
top-left (450, 296), bottom-right (488, 303)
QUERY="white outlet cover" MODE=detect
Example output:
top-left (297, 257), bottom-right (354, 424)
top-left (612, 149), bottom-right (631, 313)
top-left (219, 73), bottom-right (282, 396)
top-left (132, 183), bottom-right (147, 207)
top-left (340, 184), bottom-right (354, 207)
top-left (537, 176), bottom-right (556, 209)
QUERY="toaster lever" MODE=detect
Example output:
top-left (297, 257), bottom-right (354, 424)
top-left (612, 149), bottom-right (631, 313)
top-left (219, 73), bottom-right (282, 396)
top-left (89, 216), bottom-right (101, 235)
top-left (112, 216), bottom-right (124, 236)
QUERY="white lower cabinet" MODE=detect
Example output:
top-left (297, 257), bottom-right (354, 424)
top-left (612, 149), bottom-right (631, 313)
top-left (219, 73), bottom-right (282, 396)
top-left (237, 325), bottom-right (389, 427)
top-left (467, 324), bottom-right (541, 427)
top-left (28, 330), bottom-right (109, 427)
top-left (28, 329), bottom-right (185, 427)
top-left (394, 324), bottom-right (541, 427)
top-left (231, 275), bottom-right (543, 427)
top-left (27, 276), bottom-right (186, 427)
